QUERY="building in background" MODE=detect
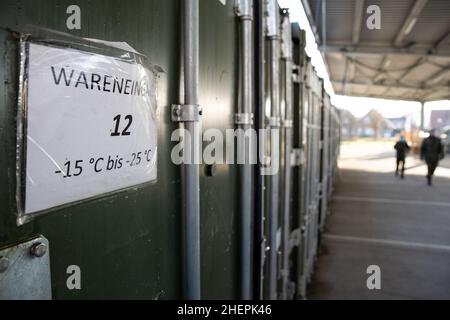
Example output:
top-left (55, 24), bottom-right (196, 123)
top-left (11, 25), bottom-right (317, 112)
top-left (339, 109), bottom-right (357, 140)
top-left (388, 116), bottom-right (407, 137)
top-left (387, 114), bottom-right (417, 137)
top-left (356, 110), bottom-right (394, 139)
top-left (339, 108), bottom-right (423, 140)
top-left (430, 110), bottom-right (450, 133)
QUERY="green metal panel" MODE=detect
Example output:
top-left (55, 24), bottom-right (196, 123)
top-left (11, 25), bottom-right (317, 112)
top-left (0, 0), bottom-right (240, 299)
top-left (291, 26), bottom-right (309, 298)
top-left (0, 0), bottom-right (341, 300)
top-left (198, 0), bottom-right (239, 299)
top-left (319, 90), bottom-right (330, 231)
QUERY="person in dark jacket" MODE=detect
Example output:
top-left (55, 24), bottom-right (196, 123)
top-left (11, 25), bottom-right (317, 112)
top-left (394, 136), bottom-right (410, 178)
top-left (421, 129), bottom-right (445, 186)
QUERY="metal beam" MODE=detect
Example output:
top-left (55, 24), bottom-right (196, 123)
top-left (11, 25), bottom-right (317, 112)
top-left (336, 90), bottom-right (450, 102)
top-left (341, 56), bottom-right (356, 94)
top-left (434, 31), bottom-right (450, 49)
top-left (393, 0), bottom-right (428, 47)
top-left (421, 89), bottom-right (450, 102)
top-left (348, 60), bottom-right (356, 81)
top-left (301, 0), bottom-right (320, 43)
top-left (381, 57), bottom-right (391, 69)
top-left (321, 43), bottom-right (450, 59)
top-left (342, 57), bottom-right (350, 94)
top-left (373, 56), bottom-right (391, 83)
top-left (321, 0), bottom-right (326, 48)
top-left (331, 79), bottom-right (447, 92)
top-left (398, 57), bottom-right (427, 82)
top-left (424, 68), bottom-right (450, 86)
top-left (338, 92), bottom-right (419, 101)
top-left (352, 0), bottom-right (365, 44)
top-left (334, 80), bottom-right (450, 102)
top-left (420, 102), bottom-right (425, 129)
top-left (380, 86), bottom-right (391, 97)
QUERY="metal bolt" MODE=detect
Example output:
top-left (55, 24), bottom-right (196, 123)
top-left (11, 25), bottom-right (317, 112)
top-left (173, 107), bottom-right (181, 117)
top-left (0, 256), bottom-right (9, 273)
top-left (30, 242), bottom-right (47, 258)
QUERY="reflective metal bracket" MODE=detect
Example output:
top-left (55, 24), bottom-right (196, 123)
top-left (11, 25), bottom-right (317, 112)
top-left (171, 104), bottom-right (202, 122)
top-left (235, 112), bottom-right (254, 125)
top-left (280, 9), bottom-right (292, 60)
top-left (264, 0), bottom-right (279, 37)
top-left (0, 235), bottom-right (51, 299)
top-left (267, 116), bottom-right (281, 128)
top-left (282, 119), bottom-right (293, 128)
top-left (234, 0), bottom-right (252, 18)
top-left (291, 148), bottom-right (305, 166)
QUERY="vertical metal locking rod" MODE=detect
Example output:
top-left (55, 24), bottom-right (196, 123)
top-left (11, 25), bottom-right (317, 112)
top-left (235, 0), bottom-right (254, 300)
top-left (183, 0), bottom-right (201, 300)
top-left (255, 0), bottom-right (266, 300)
top-left (280, 10), bottom-right (293, 300)
top-left (265, 0), bottom-right (280, 300)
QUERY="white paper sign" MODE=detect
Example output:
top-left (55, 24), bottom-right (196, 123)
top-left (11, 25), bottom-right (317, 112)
top-left (24, 43), bottom-right (157, 214)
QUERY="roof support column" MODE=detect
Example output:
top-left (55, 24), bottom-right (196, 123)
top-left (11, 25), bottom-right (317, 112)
top-left (420, 102), bottom-right (425, 130)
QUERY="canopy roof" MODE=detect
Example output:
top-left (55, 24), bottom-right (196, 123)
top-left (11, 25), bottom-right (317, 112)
top-left (302, 0), bottom-right (450, 102)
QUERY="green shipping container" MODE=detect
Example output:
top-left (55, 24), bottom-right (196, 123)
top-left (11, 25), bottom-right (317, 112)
top-left (0, 0), bottom-right (241, 299)
top-left (0, 0), bottom-right (340, 300)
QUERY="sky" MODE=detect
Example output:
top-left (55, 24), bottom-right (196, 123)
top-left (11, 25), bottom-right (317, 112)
top-left (277, 0), bottom-right (450, 124)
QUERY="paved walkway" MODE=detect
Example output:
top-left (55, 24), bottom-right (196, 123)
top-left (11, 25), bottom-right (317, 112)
top-left (308, 140), bottom-right (450, 299)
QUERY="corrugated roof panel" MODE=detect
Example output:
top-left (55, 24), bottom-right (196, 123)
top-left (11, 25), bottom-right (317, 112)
top-left (350, 83), bottom-right (371, 95)
top-left (312, 0), bottom-right (450, 101)
top-left (360, 0), bottom-right (415, 43)
top-left (370, 86), bottom-right (388, 96)
top-left (354, 63), bottom-right (377, 78)
top-left (399, 62), bottom-right (442, 83)
top-left (428, 57), bottom-right (450, 67)
top-left (352, 55), bottom-right (384, 69)
top-left (404, 0), bottom-right (450, 45)
top-left (309, 0), bottom-right (354, 42)
top-left (385, 55), bottom-right (424, 69)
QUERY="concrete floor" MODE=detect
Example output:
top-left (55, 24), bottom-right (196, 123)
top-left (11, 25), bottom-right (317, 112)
top-left (308, 141), bottom-right (450, 299)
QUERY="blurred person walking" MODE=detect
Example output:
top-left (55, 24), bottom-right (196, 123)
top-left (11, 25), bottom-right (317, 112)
top-left (421, 129), bottom-right (445, 186)
top-left (394, 135), bottom-right (410, 178)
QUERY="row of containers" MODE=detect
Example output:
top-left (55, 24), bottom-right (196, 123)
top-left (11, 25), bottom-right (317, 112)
top-left (0, 0), bottom-right (340, 299)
